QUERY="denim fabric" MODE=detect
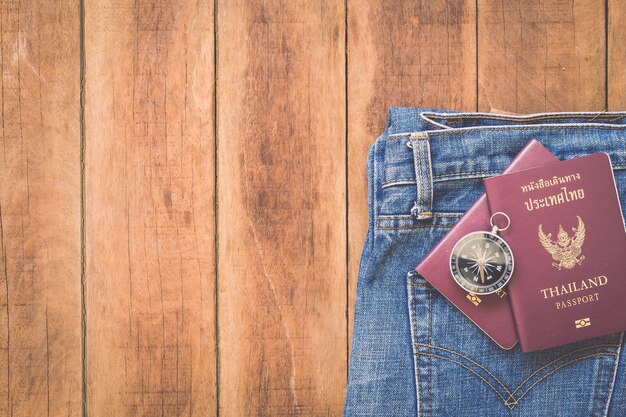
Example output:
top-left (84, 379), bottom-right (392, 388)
top-left (345, 108), bottom-right (626, 417)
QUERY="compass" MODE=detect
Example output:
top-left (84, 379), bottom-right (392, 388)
top-left (450, 213), bottom-right (514, 295)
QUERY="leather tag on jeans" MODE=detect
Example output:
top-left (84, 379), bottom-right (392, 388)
top-left (416, 140), bottom-right (558, 349)
top-left (485, 153), bottom-right (626, 352)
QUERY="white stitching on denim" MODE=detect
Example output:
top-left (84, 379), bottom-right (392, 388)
top-left (418, 350), bottom-right (617, 410)
top-left (424, 115), bottom-right (626, 129)
top-left (417, 343), bottom-right (621, 395)
top-left (602, 332), bottom-right (624, 417)
top-left (382, 179), bottom-right (417, 189)
top-left (375, 224), bottom-right (451, 231)
top-left (508, 344), bottom-right (621, 396)
top-left (383, 164), bottom-right (625, 189)
top-left (418, 113), bottom-right (452, 129)
top-left (415, 342), bottom-right (621, 409)
top-left (433, 170), bottom-right (502, 180)
top-left (419, 113), bottom-right (452, 129)
top-left (373, 140), bottom-right (379, 238)
top-left (384, 163), bottom-right (626, 185)
top-left (377, 213), bottom-right (462, 220)
top-left (386, 123), bottom-right (626, 139)
top-left (424, 140), bottom-right (433, 216)
top-left (591, 355), bottom-right (603, 417)
top-left (514, 353), bottom-right (618, 405)
top-left (421, 353), bottom-right (510, 403)
top-left (427, 288), bottom-right (433, 417)
top-left (414, 343), bottom-right (514, 394)
top-left (416, 140), bottom-right (425, 216)
top-left (406, 275), bottom-right (423, 416)
top-left (421, 111), bottom-right (626, 122)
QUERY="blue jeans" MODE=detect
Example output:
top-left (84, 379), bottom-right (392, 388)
top-left (345, 108), bottom-right (626, 417)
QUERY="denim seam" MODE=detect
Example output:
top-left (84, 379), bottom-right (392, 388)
top-left (508, 344), bottom-right (622, 396)
top-left (602, 332), bottom-right (624, 417)
top-left (416, 138), bottom-right (425, 218)
top-left (417, 114), bottom-right (450, 130)
top-left (418, 141), bottom-right (426, 216)
top-left (373, 139), bottom-right (379, 240)
top-left (358, 168), bottom-right (376, 300)
top-left (410, 134), bottom-right (434, 219)
top-left (383, 163), bottom-right (626, 188)
top-left (422, 112), bottom-right (626, 123)
top-left (425, 141), bottom-right (433, 216)
top-left (419, 351), bottom-right (617, 410)
top-left (423, 115), bottom-right (626, 125)
top-left (432, 170), bottom-right (506, 180)
top-left (410, 293), bottom-right (618, 410)
top-left (421, 353), bottom-right (511, 405)
top-left (592, 356), bottom-right (603, 417)
top-left (382, 173), bottom-right (493, 185)
top-left (375, 225), bottom-right (452, 231)
top-left (414, 343), bottom-right (513, 394)
top-left (514, 353), bottom-right (618, 407)
top-left (387, 124), bottom-right (626, 139)
top-left (416, 342), bottom-right (621, 396)
top-left (414, 139), bottom-right (423, 217)
top-left (407, 277), bottom-right (423, 417)
top-left (420, 112), bottom-right (454, 129)
top-left (425, 112), bottom-right (626, 118)
top-left (377, 214), bottom-right (463, 220)
top-left (428, 286), bottom-right (433, 417)
top-left (417, 141), bottom-right (429, 214)
top-left (381, 179), bottom-right (416, 188)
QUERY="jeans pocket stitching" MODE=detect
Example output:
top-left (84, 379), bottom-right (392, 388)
top-left (375, 225), bottom-right (452, 231)
top-left (513, 353), bottom-right (618, 407)
top-left (421, 352), bottom-right (512, 405)
top-left (415, 343), bottom-right (512, 395)
top-left (427, 287), bottom-right (433, 417)
top-left (407, 272), bottom-right (423, 416)
top-left (601, 332), bottom-right (624, 417)
top-left (413, 341), bottom-right (620, 410)
top-left (591, 355), bottom-right (603, 417)
top-left (507, 344), bottom-right (621, 397)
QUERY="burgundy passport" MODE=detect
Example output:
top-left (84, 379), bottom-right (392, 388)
top-left (485, 153), bottom-right (626, 352)
top-left (416, 140), bottom-right (558, 349)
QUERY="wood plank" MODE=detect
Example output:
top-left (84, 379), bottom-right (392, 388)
top-left (608, 0), bottom-right (626, 109)
top-left (347, 0), bottom-right (477, 345)
top-left (217, 1), bottom-right (346, 415)
top-left (478, 0), bottom-right (606, 113)
top-left (0, 1), bottom-right (81, 416)
top-left (84, 1), bottom-right (216, 416)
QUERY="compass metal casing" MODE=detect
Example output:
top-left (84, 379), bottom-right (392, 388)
top-left (450, 231), bottom-right (514, 295)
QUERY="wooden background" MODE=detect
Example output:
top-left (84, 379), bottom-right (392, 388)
top-left (0, 0), bottom-right (624, 416)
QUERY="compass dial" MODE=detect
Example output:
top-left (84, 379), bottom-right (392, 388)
top-left (450, 231), bottom-right (514, 294)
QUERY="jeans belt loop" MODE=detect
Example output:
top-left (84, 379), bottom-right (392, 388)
top-left (409, 132), bottom-right (434, 220)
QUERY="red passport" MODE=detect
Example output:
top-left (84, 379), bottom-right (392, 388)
top-left (416, 140), bottom-right (558, 349)
top-left (485, 153), bottom-right (626, 352)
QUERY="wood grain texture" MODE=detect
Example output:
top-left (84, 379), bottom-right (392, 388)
top-left (346, 0), bottom-right (477, 345)
top-left (608, 0), bottom-right (626, 109)
top-left (0, 1), bottom-right (81, 416)
top-left (0, 2), bottom-right (617, 416)
top-left (217, 0), bottom-right (346, 415)
top-left (478, 0), bottom-right (606, 113)
top-left (85, 1), bottom-right (216, 416)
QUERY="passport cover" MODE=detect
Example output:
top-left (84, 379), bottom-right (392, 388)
top-left (485, 153), bottom-right (626, 352)
top-left (416, 140), bottom-right (559, 349)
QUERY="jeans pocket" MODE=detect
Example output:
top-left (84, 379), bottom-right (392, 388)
top-left (407, 271), bottom-right (624, 416)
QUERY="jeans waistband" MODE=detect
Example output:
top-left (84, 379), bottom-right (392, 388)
top-left (379, 108), bottom-right (626, 220)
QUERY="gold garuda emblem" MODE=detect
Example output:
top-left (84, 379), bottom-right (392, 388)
top-left (538, 215), bottom-right (586, 270)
